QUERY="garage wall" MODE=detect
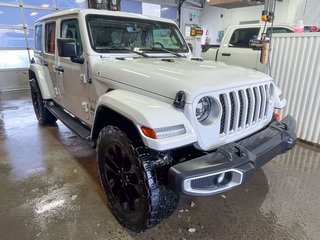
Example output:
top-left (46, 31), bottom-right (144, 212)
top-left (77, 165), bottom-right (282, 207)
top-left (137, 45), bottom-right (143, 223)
top-left (270, 33), bottom-right (320, 144)
top-left (295, 0), bottom-right (320, 26)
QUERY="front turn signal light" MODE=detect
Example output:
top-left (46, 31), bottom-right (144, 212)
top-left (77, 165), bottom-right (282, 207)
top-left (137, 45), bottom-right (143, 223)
top-left (141, 126), bottom-right (157, 139)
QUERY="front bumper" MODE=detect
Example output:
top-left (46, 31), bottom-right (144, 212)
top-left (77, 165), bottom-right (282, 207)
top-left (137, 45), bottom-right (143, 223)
top-left (168, 115), bottom-right (297, 196)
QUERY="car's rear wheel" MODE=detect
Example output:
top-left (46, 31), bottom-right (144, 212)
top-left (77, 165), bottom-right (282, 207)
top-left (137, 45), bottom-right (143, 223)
top-left (97, 126), bottom-right (179, 232)
top-left (29, 78), bottom-right (57, 125)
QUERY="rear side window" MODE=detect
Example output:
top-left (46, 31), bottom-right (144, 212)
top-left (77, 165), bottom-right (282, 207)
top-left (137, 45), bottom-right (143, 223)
top-left (61, 19), bottom-right (83, 57)
top-left (229, 28), bottom-right (260, 48)
top-left (35, 25), bottom-right (42, 51)
top-left (45, 22), bottom-right (56, 54)
top-left (266, 27), bottom-right (293, 37)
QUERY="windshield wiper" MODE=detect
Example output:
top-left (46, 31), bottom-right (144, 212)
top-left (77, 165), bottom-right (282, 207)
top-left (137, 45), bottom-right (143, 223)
top-left (96, 47), bottom-right (150, 58)
top-left (143, 47), bottom-right (186, 58)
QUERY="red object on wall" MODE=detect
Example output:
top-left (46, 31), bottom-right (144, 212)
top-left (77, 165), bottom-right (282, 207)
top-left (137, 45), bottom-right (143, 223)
top-left (310, 26), bottom-right (318, 32)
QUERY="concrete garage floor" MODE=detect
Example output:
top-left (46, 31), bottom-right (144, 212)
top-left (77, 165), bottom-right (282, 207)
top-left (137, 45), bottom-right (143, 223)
top-left (1, 90), bottom-right (320, 240)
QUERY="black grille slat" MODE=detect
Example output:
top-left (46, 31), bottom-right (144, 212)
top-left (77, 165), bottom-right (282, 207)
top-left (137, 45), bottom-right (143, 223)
top-left (238, 90), bottom-right (244, 128)
top-left (246, 89), bottom-right (251, 125)
top-left (219, 94), bottom-right (226, 134)
top-left (229, 92), bottom-right (235, 131)
top-left (253, 87), bottom-right (258, 122)
top-left (259, 86), bottom-right (265, 119)
top-left (265, 84), bottom-right (269, 116)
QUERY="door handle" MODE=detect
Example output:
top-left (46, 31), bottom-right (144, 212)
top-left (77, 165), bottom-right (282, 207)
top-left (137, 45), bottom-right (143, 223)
top-left (222, 53), bottom-right (231, 57)
top-left (55, 66), bottom-right (64, 72)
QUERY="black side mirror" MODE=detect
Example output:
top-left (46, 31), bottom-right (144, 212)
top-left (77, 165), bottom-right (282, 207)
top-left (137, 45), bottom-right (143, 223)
top-left (187, 43), bottom-right (193, 53)
top-left (57, 38), bottom-right (76, 58)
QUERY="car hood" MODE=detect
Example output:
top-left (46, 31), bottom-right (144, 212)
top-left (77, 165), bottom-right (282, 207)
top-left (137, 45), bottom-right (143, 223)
top-left (93, 58), bottom-right (273, 103)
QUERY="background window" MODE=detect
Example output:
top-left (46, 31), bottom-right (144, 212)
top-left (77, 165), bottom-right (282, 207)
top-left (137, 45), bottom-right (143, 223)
top-left (45, 22), bottom-right (55, 53)
top-left (34, 25), bottom-right (41, 51)
top-left (57, 0), bottom-right (87, 9)
top-left (229, 28), bottom-right (260, 48)
top-left (0, 29), bottom-right (26, 48)
top-left (120, 0), bottom-right (142, 14)
top-left (0, 6), bottom-right (23, 27)
top-left (22, 8), bottom-right (54, 28)
top-left (161, 6), bottom-right (177, 20)
top-left (266, 27), bottom-right (293, 37)
top-left (21, 0), bottom-right (55, 8)
top-left (61, 19), bottom-right (82, 56)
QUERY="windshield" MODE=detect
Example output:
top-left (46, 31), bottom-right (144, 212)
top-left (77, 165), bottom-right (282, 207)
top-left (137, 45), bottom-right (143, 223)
top-left (86, 14), bottom-right (189, 54)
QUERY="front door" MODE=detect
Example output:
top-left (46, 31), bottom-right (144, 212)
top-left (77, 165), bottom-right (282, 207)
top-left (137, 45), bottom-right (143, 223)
top-left (56, 18), bottom-right (90, 123)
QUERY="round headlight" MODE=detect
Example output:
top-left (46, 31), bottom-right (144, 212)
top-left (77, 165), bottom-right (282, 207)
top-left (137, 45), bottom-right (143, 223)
top-left (196, 97), bottom-right (211, 122)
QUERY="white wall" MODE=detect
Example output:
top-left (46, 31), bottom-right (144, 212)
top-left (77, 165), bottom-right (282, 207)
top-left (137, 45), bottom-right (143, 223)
top-left (295, 0), bottom-right (320, 26)
top-left (180, 5), bottom-right (203, 36)
top-left (200, 0), bottom-right (300, 45)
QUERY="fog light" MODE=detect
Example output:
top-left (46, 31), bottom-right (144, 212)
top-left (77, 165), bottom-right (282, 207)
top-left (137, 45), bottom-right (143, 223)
top-left (217, 172), bottom-right (225, 184)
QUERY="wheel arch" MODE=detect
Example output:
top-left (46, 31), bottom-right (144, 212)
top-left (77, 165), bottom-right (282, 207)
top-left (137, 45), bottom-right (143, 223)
top-left (29, 64), bottom-right (55, 99)
top-left (91, 105), bottom-right (141, 143)
top-left (91, 90), bottom-right (197, 151)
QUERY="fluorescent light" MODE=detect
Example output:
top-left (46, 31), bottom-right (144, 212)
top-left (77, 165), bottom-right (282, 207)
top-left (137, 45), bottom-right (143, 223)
top-left (0, 11), bottom-right (3, 14)
top-left (75, 0), bottom-right (85, 3)
top-left (41, 4), bottom-right (50, 8)
top-left (161, 7), bottom-right (168, 11)
top-left (30, 12), bottom-right (38, 16)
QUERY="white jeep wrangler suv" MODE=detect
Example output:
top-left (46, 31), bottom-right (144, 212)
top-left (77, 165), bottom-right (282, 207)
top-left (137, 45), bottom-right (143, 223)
top-left (29, 9), bottom-right (297, 232)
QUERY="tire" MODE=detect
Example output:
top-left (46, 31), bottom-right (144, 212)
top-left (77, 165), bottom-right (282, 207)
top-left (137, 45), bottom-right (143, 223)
top-left (97, 126), bottom-right (179, 232)
top-left (29, 78), bottom-right (57, 125)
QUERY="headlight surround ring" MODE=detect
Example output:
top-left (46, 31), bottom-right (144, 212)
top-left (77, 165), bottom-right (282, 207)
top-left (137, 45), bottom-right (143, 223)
top-left (195, 97), bottom-right (220, 125)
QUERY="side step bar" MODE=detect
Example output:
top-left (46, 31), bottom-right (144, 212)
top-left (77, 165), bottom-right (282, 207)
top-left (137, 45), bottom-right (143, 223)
top-left (46, 101), bottom-right (95, 148)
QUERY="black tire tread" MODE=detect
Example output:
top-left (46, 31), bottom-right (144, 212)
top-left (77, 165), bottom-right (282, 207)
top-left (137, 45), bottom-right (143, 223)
top-left (30, 78), bottom-right (57, 125)
top-left (97, 126), bottom-right (179, 232)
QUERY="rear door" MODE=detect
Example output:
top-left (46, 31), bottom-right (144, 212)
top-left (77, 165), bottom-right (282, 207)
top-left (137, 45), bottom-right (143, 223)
top-left (217, 27), bottom-right (261, 70)
top-left (43, 21), bottom-right (62, 105)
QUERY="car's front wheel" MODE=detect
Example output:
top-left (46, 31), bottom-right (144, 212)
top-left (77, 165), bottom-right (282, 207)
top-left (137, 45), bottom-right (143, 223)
top-left (97, 126), bottom-right (179, 232)
top-left (29, 78), bottom-right (56, 125)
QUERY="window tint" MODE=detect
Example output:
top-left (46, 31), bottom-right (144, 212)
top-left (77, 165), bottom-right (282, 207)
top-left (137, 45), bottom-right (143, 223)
top-left (61, 19), bottom-right (83, 57)
top-left (45, 22), bottom-right (55, 54)
top-left (229, 28), bottom-right (260, 48)
top-left (35, 25), bottom-right (42, 51)
top-left (266, 27), bottom-right (293, 37)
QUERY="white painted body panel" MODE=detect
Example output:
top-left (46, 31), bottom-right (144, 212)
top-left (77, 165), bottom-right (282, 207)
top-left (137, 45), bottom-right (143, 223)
top-left (29, 63), bottom-right (55, 99)
top-left (96, 90), bottom-right (197, 151)
top-left (92, 57), bottom-right (272, 103)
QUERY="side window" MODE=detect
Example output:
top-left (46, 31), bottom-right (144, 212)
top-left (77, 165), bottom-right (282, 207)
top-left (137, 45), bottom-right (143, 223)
top-left (35, 25), bottom-right (42, 51)
top-left (61, 19), bottom-right (83, 57)
top-left (266, 27), bottom-right (293, 37)
top-left (229, 28), bottom-right (260, 48)
top-left (45, 22), bottom-right (56, 54)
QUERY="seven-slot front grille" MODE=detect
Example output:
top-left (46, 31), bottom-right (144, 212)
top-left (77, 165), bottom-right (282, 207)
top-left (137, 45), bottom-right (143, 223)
top-left (219, 84), bottom-right (271, 135)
